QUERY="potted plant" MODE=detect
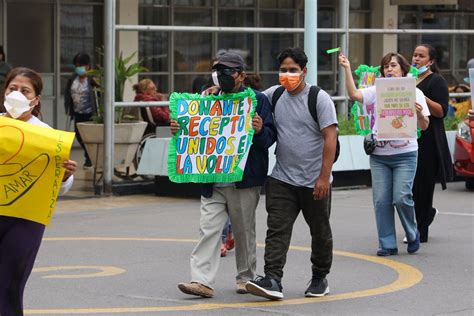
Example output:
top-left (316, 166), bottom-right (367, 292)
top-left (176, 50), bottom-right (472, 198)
top-left (76, 49), bottom-right (148, 176)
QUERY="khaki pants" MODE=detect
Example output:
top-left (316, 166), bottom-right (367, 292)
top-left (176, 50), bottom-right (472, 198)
top-left (190, 186), bottom-right (261, 289)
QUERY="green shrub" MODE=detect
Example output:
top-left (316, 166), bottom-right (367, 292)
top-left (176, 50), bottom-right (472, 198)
top-left (444, 115), bottom-right (463, 131)
top-left (338, 115), bottom-right (357, 135)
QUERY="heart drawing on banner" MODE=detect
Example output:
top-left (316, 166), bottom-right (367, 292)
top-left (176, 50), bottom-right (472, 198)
top-left (0, 125), bottom-right (25, 164)
top-left (0, 125), bottom-right (50, 206)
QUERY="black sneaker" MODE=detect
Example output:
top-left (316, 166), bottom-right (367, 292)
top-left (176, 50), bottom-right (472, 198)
top-left (305, 277), bottom-right (330, 297)
top-left (245, 275), bottom-right (283, 300)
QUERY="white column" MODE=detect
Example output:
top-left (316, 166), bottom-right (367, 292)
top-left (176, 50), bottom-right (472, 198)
top-left (304, 0), bottom-right (318, 85)
top-left (117, 0), bottom-right (139, 102)
top-left (104, 0), bottom-right (116, 194)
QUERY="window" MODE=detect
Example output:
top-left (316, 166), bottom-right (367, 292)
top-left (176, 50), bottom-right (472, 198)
top-left (60, 4), bottom-right (103, 73)
top-left (218, 0), bottom-right (255, 7)
top-left (7, 3), bottom-right (54, 73)
top-left (174, 8), bottom-right (212, 26)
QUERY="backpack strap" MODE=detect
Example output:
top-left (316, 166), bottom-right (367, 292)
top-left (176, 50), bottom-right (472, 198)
top-left (308, 85), bottom-right (340, 162)
top-left (307, 85), bottom-right (321, 126)
top-left (271, 86), bottom-right (286, 113)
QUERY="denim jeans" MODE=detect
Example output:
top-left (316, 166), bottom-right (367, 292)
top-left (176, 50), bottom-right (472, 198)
top-left (221, 217), bottom-right (232, 243)
top-left (370, 151), bottom-right (418, 250)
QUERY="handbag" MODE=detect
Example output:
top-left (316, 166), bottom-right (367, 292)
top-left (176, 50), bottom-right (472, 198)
top-left (363, 133), bottom-right (376, 155)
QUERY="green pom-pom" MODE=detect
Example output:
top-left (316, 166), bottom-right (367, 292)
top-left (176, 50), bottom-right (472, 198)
top-left (408, 66), bottom-right (419, 79)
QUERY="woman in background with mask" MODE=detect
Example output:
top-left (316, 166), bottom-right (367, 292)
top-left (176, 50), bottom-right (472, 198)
top-left (64, 52), bottom-right (98, 168)
top-left (0, 67), bottom-right (77, 316)
top-left (411, 44), bottom-right (453, 243)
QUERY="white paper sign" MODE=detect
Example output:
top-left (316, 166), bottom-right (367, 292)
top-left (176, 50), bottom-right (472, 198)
top-left (375, 77), bottom-right (417, 140)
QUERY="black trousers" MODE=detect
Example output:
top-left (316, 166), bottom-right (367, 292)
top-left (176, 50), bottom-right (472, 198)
top-left (0, 216), bottom-right (45, 316)
top-left (412, 155), bottom-right (438, 239)
top-left (74, 112), bottom-right (93, 165)
top-left (263, 177), bottom-right (333, 281)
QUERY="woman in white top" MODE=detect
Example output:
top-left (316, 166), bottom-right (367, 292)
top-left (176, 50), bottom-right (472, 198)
top-left (339, 52), bottom-right (430, 257)
top-left (0, 67), bottom-right (77, 316)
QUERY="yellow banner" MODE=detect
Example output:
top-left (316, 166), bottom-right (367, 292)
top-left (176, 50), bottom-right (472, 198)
top-left (0, 116), bottom-right (75, 225)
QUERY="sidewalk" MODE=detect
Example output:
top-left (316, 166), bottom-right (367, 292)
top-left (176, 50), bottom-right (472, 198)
top-left (65, 146), bottom-right (153, 199)
top-left (64, 147), bottom-right (96, 199)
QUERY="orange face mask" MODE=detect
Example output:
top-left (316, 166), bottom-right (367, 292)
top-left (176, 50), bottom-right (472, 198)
top-left (279, 72), bottom-right (303, 91)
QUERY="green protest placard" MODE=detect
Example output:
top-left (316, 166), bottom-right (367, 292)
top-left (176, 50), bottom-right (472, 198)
top-left (168, 88), bottom-right (257, 183)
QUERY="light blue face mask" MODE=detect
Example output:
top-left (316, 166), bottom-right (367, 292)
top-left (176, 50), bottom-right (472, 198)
top-left (417, 65), bottom-right (429, 75)
top-left (75, 66), bottom-right (87, 76)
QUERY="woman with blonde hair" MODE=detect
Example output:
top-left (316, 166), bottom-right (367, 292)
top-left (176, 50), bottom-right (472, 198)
top-left (133, 78), bottom-right (169, 126)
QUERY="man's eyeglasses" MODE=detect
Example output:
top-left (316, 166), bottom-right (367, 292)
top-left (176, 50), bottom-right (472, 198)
top-left (213, 68), bottom-right (241, 76)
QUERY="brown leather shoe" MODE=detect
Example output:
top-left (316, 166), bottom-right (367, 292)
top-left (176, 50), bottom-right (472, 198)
top-left (178, 282), bottom-right (214, 298)
top-left (236, 282), bottom-right (248, 294)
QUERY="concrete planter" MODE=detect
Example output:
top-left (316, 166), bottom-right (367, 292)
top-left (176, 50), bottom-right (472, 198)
top-left (76, 121), bottom-right (147, 169)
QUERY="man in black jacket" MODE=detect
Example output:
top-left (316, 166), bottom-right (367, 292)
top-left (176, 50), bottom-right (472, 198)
top-left (64, 52), bottom-right (98, 168)
top-left (172, 52), bottom-right (276, 298)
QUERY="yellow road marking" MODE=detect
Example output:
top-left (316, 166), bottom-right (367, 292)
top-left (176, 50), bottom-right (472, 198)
top-left (33, 266), bottom-right (125, 279)
top-left (26, 237), bottom-right (423, 315)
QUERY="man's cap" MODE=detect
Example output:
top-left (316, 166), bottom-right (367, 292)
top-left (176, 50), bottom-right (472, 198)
top-left (214, 52), bottom-right (245, 70)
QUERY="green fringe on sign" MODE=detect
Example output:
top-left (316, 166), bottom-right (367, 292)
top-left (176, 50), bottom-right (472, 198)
top-left (409, 66), bottom-right (421, 138)
top-left (167, 88), bottom-right (257, 183)
top-left (351, 103), bottom-right (372, 136)
top-left (408, 66), bottom-right (419, 79)
top-left (351, 65), bottom-right (380, 136)
top-left (354, 64), bottom-right (381, 78)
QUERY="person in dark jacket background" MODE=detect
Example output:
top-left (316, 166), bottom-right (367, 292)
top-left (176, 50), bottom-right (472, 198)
top-left (171, 52), bottom-right (276, 298)
top-left (64, 52), bottom-right (98, 168)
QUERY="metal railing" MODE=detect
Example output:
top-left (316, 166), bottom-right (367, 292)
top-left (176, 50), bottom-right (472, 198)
top-left (115, 25), bottom-right (474, 35)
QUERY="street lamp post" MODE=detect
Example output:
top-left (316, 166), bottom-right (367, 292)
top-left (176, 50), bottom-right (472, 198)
top-left (103, 0), bottom-right (116, 195)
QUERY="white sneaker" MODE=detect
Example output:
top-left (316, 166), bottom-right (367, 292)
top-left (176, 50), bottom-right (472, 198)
top-left (403, 237), bottom-right (408, 244)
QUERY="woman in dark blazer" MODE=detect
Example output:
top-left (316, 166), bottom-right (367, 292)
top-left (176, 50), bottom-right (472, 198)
top-left (411, 43), bottom-right (453, 242)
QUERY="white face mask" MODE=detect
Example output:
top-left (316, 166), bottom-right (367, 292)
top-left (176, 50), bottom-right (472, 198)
top-left (211, 71), bottom-right (220, 88)
top-left (4, 90), bottom-right (35, 118)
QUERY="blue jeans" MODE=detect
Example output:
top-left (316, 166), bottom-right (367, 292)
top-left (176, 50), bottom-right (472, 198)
top-left (370, 151), bottom-right (418, 250)
top-left (221, 217), bottom-right (232, 243)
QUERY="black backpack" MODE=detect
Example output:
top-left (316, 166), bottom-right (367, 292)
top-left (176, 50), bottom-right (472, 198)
top-left (271, 85), bottom-right (340, 162)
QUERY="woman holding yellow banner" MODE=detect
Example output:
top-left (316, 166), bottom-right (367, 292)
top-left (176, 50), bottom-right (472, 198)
top-left (0, 67), bottom-right (77, 316)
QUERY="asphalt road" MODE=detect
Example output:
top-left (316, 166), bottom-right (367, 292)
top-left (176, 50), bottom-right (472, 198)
top-left (24, 182), bottom-right (473, 316)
